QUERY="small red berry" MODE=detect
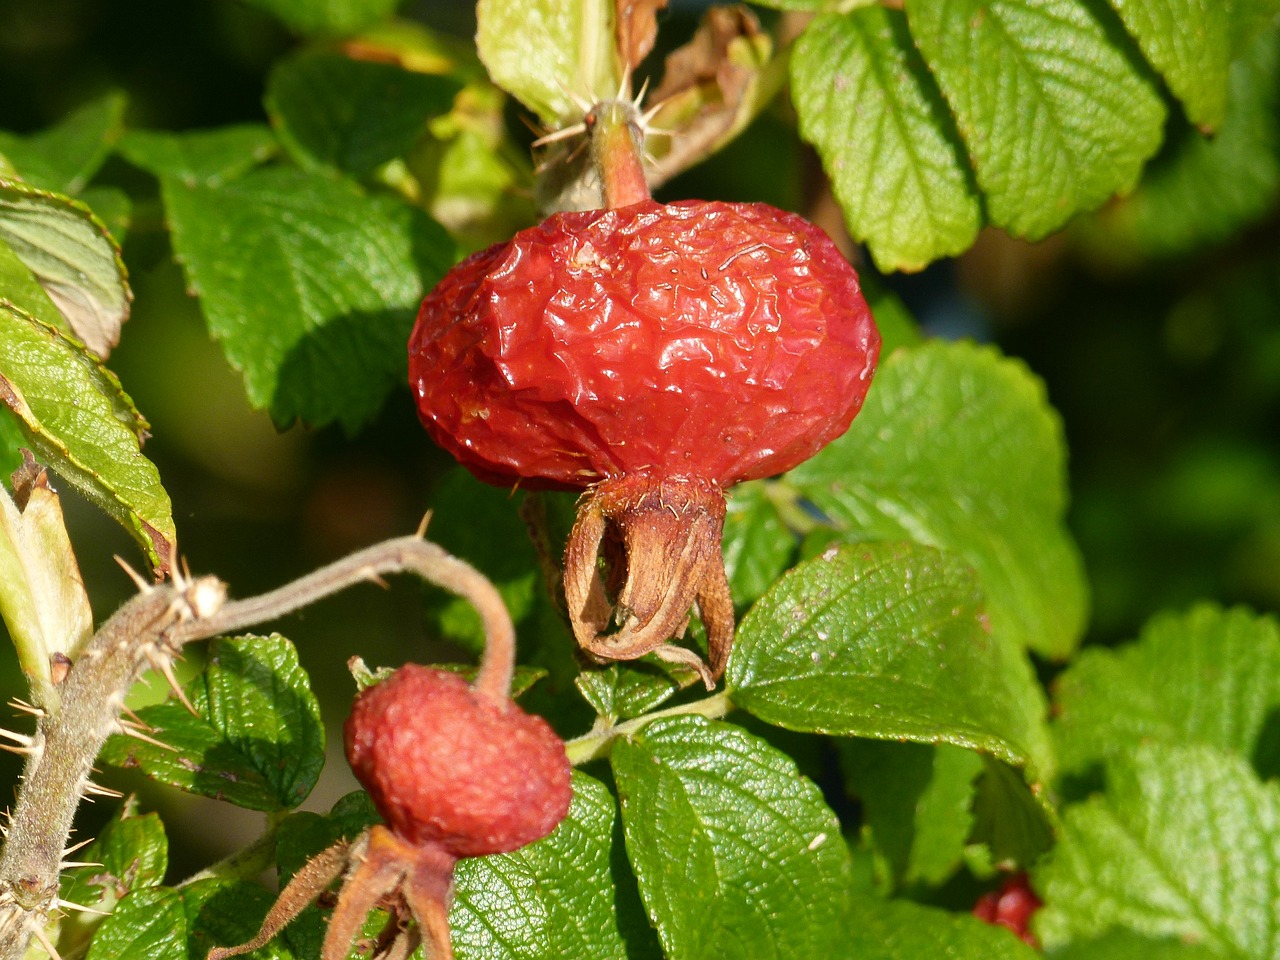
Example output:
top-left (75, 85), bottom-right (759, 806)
top-left (344, 664), bottom-right (572, 857)
top-left (973, 873), bottom-right (1041, 947)
top-left (410, 198), bottom-right (878, 681)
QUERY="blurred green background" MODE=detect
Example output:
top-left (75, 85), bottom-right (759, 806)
top-left (1, 0), bottom-right (1278, 874)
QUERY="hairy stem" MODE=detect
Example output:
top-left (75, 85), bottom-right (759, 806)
top-left (0, 532), bottom-right (516, 960)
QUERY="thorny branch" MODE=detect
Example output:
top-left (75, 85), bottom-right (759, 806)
top-left (0, 533), bottom-right (516, 960)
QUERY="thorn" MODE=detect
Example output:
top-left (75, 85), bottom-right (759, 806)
top-left (59, 860), bottom-right (102, 871)
top-left (531, 122), bottom-right (587, 149)
top-left (0, 742), bottom-right (37, 757)
top-left (63, 837), bottom-right (95, 858)
top-left (615, 64), bottom-right (632, 102)
top-left (7, 698), bottom-right (44, 719)
top-left (29, 922), bottom-right (64, 960)
top-left (114, 555), bottom-right (152, 592)
top-left (415, 511), bottom-right (433, 539)
top-left (632, 75), bottom-right (651, 109)
top-left (82, 780), bottom-right (124, 800)
top-left (118, 704), bottom-right (151, 729)
top-left (57, 898), bottom-right (111, 917)
top-left (116, 722), bottom-right (177, 753)
top-left (0, 728), bottom-right (34, 749)
top-left (557, 82), bottom-right (594, 115)
top-left (145, 647), bottom-right (199, 717)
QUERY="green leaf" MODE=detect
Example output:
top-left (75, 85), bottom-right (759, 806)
top-left (162, 167), bottom-right (454, 430)
top-left (863, 275), bottom-right (924, 356)
top-left (786, 339), bottom-right (1087, 661)
top-left (237, 0), bottom-right (401, 35)
top-left (99, 635), bottom-right (324, 811)
top-left (451, 772), bottom-right (629, 959)
top-left (117, 125), bottom-right (279, 187)
top-left (1052, 604), bottom-right (1280, 778)
top-left (904, 0), bottom-right (1165, 238)
top-left (61, 803), bottom-right (168, 912)
top-left (86, 887), bottom-right (187, 960)
top-left (1106, 0), bottom-right (1231, 130)
top-left (793, 9), bottom-right (982, 272)
top-left (840, 739), bottom-right (983, 888)
top-left (575, 662), bottom-right (678, 721)
top-left (612, 715), bottom-right (852, 960)
top-left (970, 755), bottom-right (1056, 868)
top-left (476, 0), bottom-right (619, 123)
top-left (266, 51), bottom-right (462, 178)
top-left (721, 481), bottom-right (795, 609)
top-left (845, 895), bottom-right (1040, 959)
top-left (1036, 742), bottom-right (1280, 956)
top-left (0, 91), bottom-right (126, 194)
top-left (0, 301), bottom-right (174, 574)
top-left (727, 542), bottom-right (1039, 773)
top-left (1087, 24), bottom-right (1280, 257)
top-left (0, 178), bottom-right (132, 357)
top-left (1047, 929), bottom-right (1227, 960)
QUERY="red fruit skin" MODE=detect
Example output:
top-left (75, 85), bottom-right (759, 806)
top-left (344, 665), bottom-right (572, 858)
top-left (409, 199), bottom-right (879, 491)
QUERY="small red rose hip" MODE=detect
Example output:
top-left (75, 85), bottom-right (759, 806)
top-left (344, 664), bottom-right (572, 858)
top-left (973, 873), bottom-right (1041, 947)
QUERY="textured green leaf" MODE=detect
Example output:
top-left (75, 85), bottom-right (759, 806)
top-left (612, 716), bottom-right (852, 960)
top-left (840, 739), bottom-right (983, 888)
top-left (452, 772), bottom-right (629, 959)
top-left (846, 895), bottom-right (1040, 959)
top-left (86, 887), bottom-right (186, 960)
top-left (1088, 25), bottom-right (1280, 257)
top-left (1052, 604), bottom-right (1280, 778)
top-left (721, 481), bottom-right (794, 608)
top-left (793, 9), bottom-right (981, 272)
top-left (476, 0), bottom-right (619, 123)
top-left (728, 542), bottom-right (1039, 773)
top-left (117, 125), bottom-right (279, 187)
top-left (99, 635), bottom-right (324, 811)
top-left (575, 662), bottom-right (678, 721)
top-left (0, 178), bottom-right (131, 356)
top-left (786, 339), bottom-right (1086, 661)
top-left (162, 167), bottom-right (454, 430)
top-left (267, 51), bottom-right (461, 178)
top-left (237, 0), bottom-right (400, 35)
top-left (1048, 929), bottom-right (1226, 960)
top-left (0, 234), bottom-right (59, 321)
top-left (1107, 0), bottom-right (1231, 130)
top-left (61, 804), bottom-right (168, 912)
top-left (1036, 742), bottom-right (1280, 956)
top-left (0, 91), bottom-right (126, 194)
top-left (971, 755), bottom-right (1056, 867)
top-left (0, 301), bottom-right (173, 573)
top-left (904, 0), bottom-right (1165, 238)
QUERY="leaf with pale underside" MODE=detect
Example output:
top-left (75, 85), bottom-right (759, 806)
top-left (0, 178), bottom-right (131, 357)
top-left (793, 9), bottom-right (981, 272)
top-left (0, 301), bottom-right (173, 574)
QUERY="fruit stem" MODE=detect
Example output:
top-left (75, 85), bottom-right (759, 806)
top-left (563, 690), bottom-right (732, 765)
top-left (586, 99), bottom-right (651, 208)
top-left (170, 535), bottom-right (517, 704)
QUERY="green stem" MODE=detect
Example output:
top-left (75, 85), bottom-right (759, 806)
top-left (176, 814), bottom-right (283, 888)
top-left (564, 690), bottom-right (733, 766)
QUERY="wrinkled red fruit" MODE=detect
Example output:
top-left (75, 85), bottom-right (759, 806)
top-left (410, 199), bottom-right (877, 490)
top-left (973, 873), bottom-right (1041, 947)
top-left (344, 664), bottom-right (572, 857)
top-left (410, 199), bottom-right (879, 682)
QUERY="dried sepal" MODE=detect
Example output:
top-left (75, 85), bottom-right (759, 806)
top-left (564, 474), bottom-right (733, 688)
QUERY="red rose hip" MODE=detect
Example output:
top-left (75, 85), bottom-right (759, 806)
top-left (410, 105), bottom-right (879, 686)
top-left (344, 664), bottom-right (571, 857)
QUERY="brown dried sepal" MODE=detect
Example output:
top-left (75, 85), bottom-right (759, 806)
top-left (207, 826), bottom-right (458, 960)
top-left (564, 474), bottom-right (734, 689)
top-left (616, 0), bottom-right (670, 73)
